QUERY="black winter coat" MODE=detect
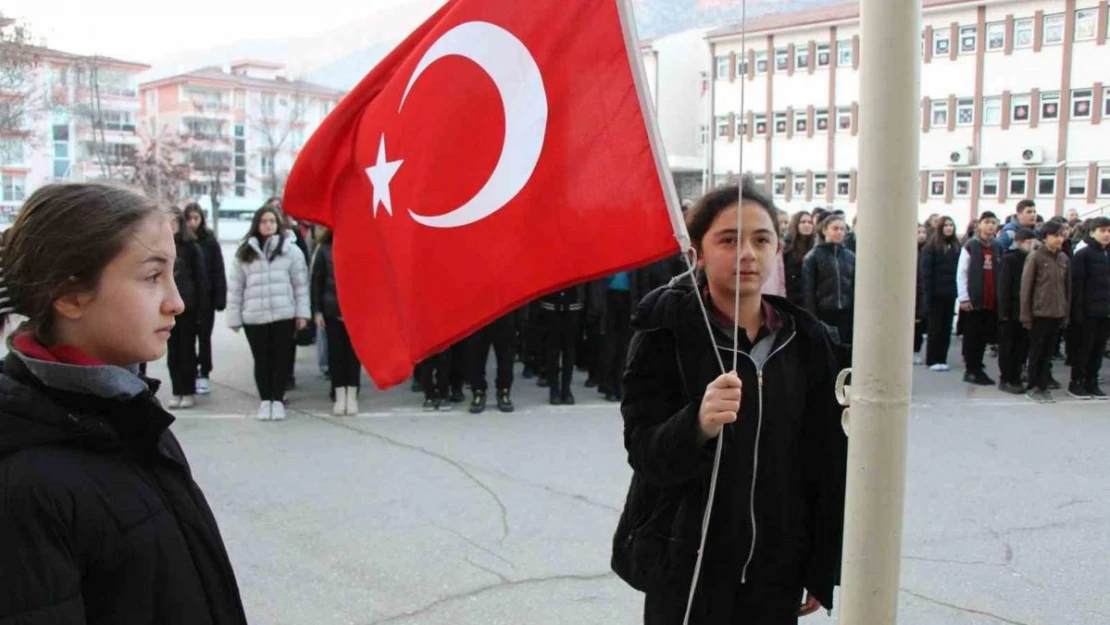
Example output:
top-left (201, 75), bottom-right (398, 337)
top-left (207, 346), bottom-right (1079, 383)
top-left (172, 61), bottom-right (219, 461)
top-left (997, 247), bottom-right (1029, 322)
top-left (0, 353), bottom-right (247, 625)
top-left (311, 241), bottom-right (341, 319)
top-left (1070, 238), bottom-right (1110, 321)
top-left (611, 283), bottom-right (847, 620)
top-left (540, 284), bottom-right (586, 312)
top-left (174, 238), bottom-right (211, 316)
top-left (196, 231), bottom-right (228, 311)
top-left (920, 242), bottom-right (960, 307)
top-left (800, 243), bottom-right (855, 313)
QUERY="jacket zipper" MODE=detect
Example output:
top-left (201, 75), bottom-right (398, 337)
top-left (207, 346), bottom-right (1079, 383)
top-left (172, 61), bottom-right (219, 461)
top-left (739, 329), bottom-right (796, 584)
top-left (834, 246), bottom-right (842, 309)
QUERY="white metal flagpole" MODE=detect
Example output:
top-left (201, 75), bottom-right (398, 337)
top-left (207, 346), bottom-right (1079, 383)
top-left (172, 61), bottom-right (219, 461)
top-left (838, 0), bottom-right (921, 623)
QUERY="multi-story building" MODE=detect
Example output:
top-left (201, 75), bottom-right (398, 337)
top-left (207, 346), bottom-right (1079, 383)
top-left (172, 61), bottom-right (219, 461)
top-left (0, 38), bottom-right (148, 222)
top-left (706, 0), bottom-right (1110, 226)
top-left (139, 61), bottom-right (345, 217)
top-left (640, 29), bottom-right (711, 203)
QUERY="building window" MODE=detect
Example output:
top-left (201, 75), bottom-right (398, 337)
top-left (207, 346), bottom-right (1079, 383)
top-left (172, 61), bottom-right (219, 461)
top-left (837, 40), bottom-right (853, 67)
top-left (1, 173), bottom-right (26, 203)
top-left (956, 98), bottom-right (974, 125)
top-left (755, 51), bottom-right (768, 73)
top-left (715, 56), bottom-right (730, 79)
top-left (817, 44), bottom-right (831, 67)
top-left (794, 176), bottom-right (807, 197)
top-left (1043, 13), bottom-right (1065, 45)
top-left (795, 114), bottom-right (808, 134)
top-left (1104, 87), bottom-right (1110, 117)
top-left (986, 21), bottom-right (1006, 51)
top-left (796, 46), bottom-right (810, 69)
top-left (754, 114), bottom-right (767, 135)
top-left (955, 171), bottom-right (972, 197)
top-left (1041, 91), bottom-right (1061, 121)
top-left (1067, 168), bottom-right (1087, 197)
top-left (929, 172), bottom-right (946, 197)
top-left (984, 97), bottom-right (1002, 125)
top-left (234, 90), bottom-right (245, 109)
top-left (1014, 18), bottom-right (1035, 48)
top-left (1012, 94), bottom-right (1031, 123)
top-left (1010, 170), bottom-right (1028, 196)
top-left (931, 99), bottom-right (948, 127)
top-left (699, 124), bottom-right (708, 146)
top-left (814, 174), bottom-right (828, 196)
top-left (815, 108), bottom-right (829, 131)
top-left (752, 175), bottom-right (767, 192)
top-left (1073, 89), bottom-right (1093, 119)
top-left (716, 116), bottom-right (729, 138)
top-left (837, 106), bottom-right (852, 130)
top-left (933, 28), bottom-right (950, 56)
top-left (836, 173), bottom-right (851, 197)
top-left (736, 116), bottom-right (748, 136)
top-left (263, 95), bottom-right (276, 117)
top-left (773, 174), bottom-right (787, 197)
top-left (774, 112), bottom-right (788, 134)
top-left (1076, 8), bottom-right (1098, 41)
top-left (1099, 167), bottom-right (1110, 197)
top-left (981, 170), bottom-right (1000, 197)
top-left (0, 139), bottom-right (24, 166)
top-left (1036, 169), bottom-right (1056, 197)
top-left (738, 56), bottom-right (749, 75)
top-left (960, 25), bottom-right (977, 53)
top-left (775, 48), bottom-right (789, 72)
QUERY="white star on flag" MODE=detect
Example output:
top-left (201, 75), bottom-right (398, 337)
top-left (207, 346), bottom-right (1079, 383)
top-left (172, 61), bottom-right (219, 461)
top-left (365, 136), bottom-right (404, 218)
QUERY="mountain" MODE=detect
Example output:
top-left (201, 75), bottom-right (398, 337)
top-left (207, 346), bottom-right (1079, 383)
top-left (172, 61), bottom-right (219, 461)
top-left (631, 0), bottom-right (843, 40)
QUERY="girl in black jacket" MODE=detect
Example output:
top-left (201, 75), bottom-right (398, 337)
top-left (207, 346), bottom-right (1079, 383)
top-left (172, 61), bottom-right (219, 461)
top-left (184, 203), bottom-right (227, 394)
top-left (611, 181), bottom-right (847, 625)
top-left (783, 211), bottom-right (815, 306)
top-left (800, 214), bottom-right (856, 345)
top-left (0, 182), bottom-right (247, 625)
top-left (167, 209), bottom-right (210, 408)
top-left (920, 216), bottom-right (961, 370)
top-left (311, 228), bottom-right (362, 415)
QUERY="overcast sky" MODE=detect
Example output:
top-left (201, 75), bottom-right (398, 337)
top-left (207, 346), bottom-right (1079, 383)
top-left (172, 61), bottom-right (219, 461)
top-left (5, 0), bottom-right (431, 62)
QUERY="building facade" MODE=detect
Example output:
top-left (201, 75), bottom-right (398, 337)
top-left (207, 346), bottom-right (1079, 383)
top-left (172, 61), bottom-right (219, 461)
top-left (139, 61), bottom-right (344, 217)
top-left (707, 0), bottom-right (1110, 227)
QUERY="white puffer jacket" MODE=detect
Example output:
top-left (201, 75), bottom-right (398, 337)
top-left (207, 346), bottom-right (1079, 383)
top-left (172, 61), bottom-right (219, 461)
top-left (226, 234), bottom-right (310, 327)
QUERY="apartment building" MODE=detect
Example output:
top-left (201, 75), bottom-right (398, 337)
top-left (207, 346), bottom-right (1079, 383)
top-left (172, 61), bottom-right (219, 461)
top-left (707, 0), bottom-right (1110, 225)
top-left (0, 43), bottom-right (148, 222)
top-left (139, 60), bottom-right (344, 214)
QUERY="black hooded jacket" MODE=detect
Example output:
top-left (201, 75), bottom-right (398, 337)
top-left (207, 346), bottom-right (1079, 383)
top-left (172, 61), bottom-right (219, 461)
top-left (174, 235), bottom-right (211, 316)
top-left (610, 280), bottom-right (848, 620)
top-left (195, 230), bottom-right (228, 311)
top-left (800, 242), bottom-right (856, 313)
top-left (0, 348), bottom-right (247, 625)
top-left (1070, 237), bottom-right (1110, 320)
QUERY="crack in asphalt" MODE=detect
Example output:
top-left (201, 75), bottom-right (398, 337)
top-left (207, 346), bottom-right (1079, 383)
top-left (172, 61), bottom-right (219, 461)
top-left (462, 462), bottom-right (622, 514)
top-left (900, 588), bottom-right (1032, 625)
top-left (313, 416), bottom-right (511, 545)
top-left (364, 571), bottom-right (616, 625)
top-left (903, 555), bottom-right (1006, 567)
top-left (464, 556), bottom-right (510, 584)
top-left (429, 521), bottom-right (515, 569)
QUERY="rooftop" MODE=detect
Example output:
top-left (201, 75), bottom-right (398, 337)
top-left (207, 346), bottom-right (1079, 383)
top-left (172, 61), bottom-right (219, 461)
top-left (141, 66), bottom-right (345, 97)
top-left (707, 0), bottom-right (981, 40)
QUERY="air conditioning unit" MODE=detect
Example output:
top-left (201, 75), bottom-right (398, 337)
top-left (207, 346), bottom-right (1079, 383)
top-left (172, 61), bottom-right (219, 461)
top-left (948, 147), bottom-right (972, 167)
top-left (1021, 146), bottom-right (1044, 165)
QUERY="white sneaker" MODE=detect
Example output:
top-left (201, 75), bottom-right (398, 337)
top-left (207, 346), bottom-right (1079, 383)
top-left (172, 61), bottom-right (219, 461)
top-left (196, 378), bottom-right (211, 395)
top-left (333, 387), bottom-right (347, 416)
top-left (345, 387), bottom-right (359, 416)
top-left (913, 355), bottom-right (923, 366)
top-left (271, 401), bottom-right (287, 421)
top-left (929, 363), bottom-right (950, 372)
top-left (168, 396), bottom-right (183, 409)
top-left (257, 401), bottom-right (272, 421)
top-left (179, 395), bottom-right (195, 409)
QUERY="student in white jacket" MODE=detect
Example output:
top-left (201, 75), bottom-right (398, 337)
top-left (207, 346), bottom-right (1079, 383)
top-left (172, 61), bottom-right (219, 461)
top-left (227, 206), bottom-right (310, 421)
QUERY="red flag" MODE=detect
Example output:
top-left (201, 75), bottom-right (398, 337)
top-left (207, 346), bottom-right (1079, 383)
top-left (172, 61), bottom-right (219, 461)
top-left (284, 0), bottom-right (681, 389)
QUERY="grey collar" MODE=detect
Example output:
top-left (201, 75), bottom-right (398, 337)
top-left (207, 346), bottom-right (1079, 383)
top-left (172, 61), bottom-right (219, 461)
top-left (8, 337), bottom-right (149, 401)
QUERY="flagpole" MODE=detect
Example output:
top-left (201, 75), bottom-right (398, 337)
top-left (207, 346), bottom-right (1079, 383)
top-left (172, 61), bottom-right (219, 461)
top-left (838, 0), bottom-right (921, 623)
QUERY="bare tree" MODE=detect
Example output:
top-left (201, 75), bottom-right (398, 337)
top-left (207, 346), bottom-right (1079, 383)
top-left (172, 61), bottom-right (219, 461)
top-left (0, 14), bottom-right (43, 157)
top-left (251, 87), bottom-right (306, 197)
top-left (124, 120), bottom-right (191, 205)
top-left (69, 56), bottom-right (135, 181)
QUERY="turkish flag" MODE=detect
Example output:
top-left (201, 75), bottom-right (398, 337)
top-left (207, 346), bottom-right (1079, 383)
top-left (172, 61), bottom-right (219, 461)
top-left (284, 0), bottom-right (682, 389)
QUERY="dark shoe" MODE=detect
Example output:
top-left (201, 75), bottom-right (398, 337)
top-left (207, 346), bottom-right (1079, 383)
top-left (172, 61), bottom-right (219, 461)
top-left (450, 388), bottom-right (465, 403)
top-left (287, 375), bottom-right (297, 389)
top-left (1025, 389), bottom-right (1051, 404)
top-left (604, 392), bottom-right (620, 402)
top-left (469, 390), bottom-right (487, 414)
top-left (434, 397), bottom-right (448, 411)
top-left (1046, 377), bottom-right (1061, 391)
top-left (1085, 384), bottom-right (1108, 400)
top-left (561, 390), bottom-right (576, 405)
top-left (497, 390), bottom-right (515, 413)
top-left (584, 377), bottom-right (598, 389)
top-left (964, 371), bottom-right (994, 386)
top-left (549, 389), bottom-right (562, 405)
top-left (999, 381), bottom-right (1025, 395)
top-left (422, 398), bottom-right (436, 411)
top-left (1068, 381), bottom-right (1092, 400)
top-left (521, 366), bottom-right (536, 380)
top-left (537, 376), bottom-right (550, 388)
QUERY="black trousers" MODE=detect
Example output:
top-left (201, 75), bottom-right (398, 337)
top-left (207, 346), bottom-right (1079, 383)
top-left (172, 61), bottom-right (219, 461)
top-left (997, 320), bottom-right (1030, 386)
top-left (469, 315), bottom-right (516, 392)
top-left (420, 351), bottom-right (450, 400)
top-left (167, 308), bottom-right (199, 396)
top-left (521, 302), bottom-right (546, 373)
top-left (961, 309), bottom-right (997, 374)
top-left (244, 319), bottom-right (296, 401)
top-left (585, 318), bottom-right (603, 382)
top-left (545, 310), bottom-right (581, 393)
top-left (1071, 317), bottom-right (1110, 385)
top-left (926, 297), bottom-right (956, 365)
top-left (1027, 317), bottom-right (1062, 391)
top-left (645, 580), bottom-right (803, 625)
top-left (600, 291), bottom-right (633, 396)
top-left (816, 309), bottom-right (854, 346)
top-left (913, 316), bottom-right (927, 354)
top-left (449, 342), bottom-right (467, 394)
top-left (324, 317), bottom-right (361, 390)
top-left (197, 306), bottom-right (216, 377)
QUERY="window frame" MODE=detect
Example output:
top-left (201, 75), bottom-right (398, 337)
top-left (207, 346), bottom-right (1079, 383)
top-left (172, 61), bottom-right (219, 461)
top-left (959, 25), bottom-right (977, 54)
top-left (773, 174), bottom-right (787, 197)
top-left (1014, 18), bottom-right (1035, 49)
top-left (715, 56), bottom-right (730, 79)
top-left (981, 170), bottom-right (1000, 198)
top-left (715, 116), bottom-right (730, 138)
top-left (837, 40), bottom-right (853, 67)
top-left (1099, 167), bottom-right (1110, 198)
top-left (837, 106), bottom-right (853, 131)
top-left (754, 113), bottom-right (768, 135)
top-left (836, 172), bottom-right (851, 198)
top-left (954, 171), bottom-right (973, 197)
top-left (1009, 170), bottom-right (1028, 197)
top-left (795, 114), bottom-right (808, 134)
top-left (1011, 94), bottom-right (1031, 124)
top-left (793, 176), bottom-right (808, 197)
top-left (815, 108), bottom-right (829, 132)
top-left (983, 96), bottom-right (1003, 125)
top-left (795, 46), bottom-right (810, 70)
top-left (814, 173), bottom-right (828, 196)
top-left (1066, 168), bottom-right (1087, 198)
top-left (933, 28), bottom-right (951, 56)
top-left (929, 172), bottom-right (947, 198)
top-left (1, 173), bottom-right (27, 203)
top-left (1036, 169), bottom-right (1057, 197)
top-left (986, 21), bottom-right (1006, 51)
top-left (774, 111), bottom-right (788, 134)
top-left (1104, 87), bottom-right (1110, 117)
top-left (1075, 8), bottom-right (1098, 41)
top-left (1072, 89), bottom-right (1093, 119)
top-left (1043, 13), bottom-right (1065, 45)
top-left (816, 43), bottom-right (831, 68)
top-left (736, 116), bottom-right (748, 136)
top-left (931, 99), bottom-right (949, 127)
top-left (956, 98), bottom-right (974, 126)
top-left (755, 51), bottom-right (769, 74)
top-left (1040, 91), bottom-right (1061, 122)
top-left (775, 48), bottom-right (789, 72)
